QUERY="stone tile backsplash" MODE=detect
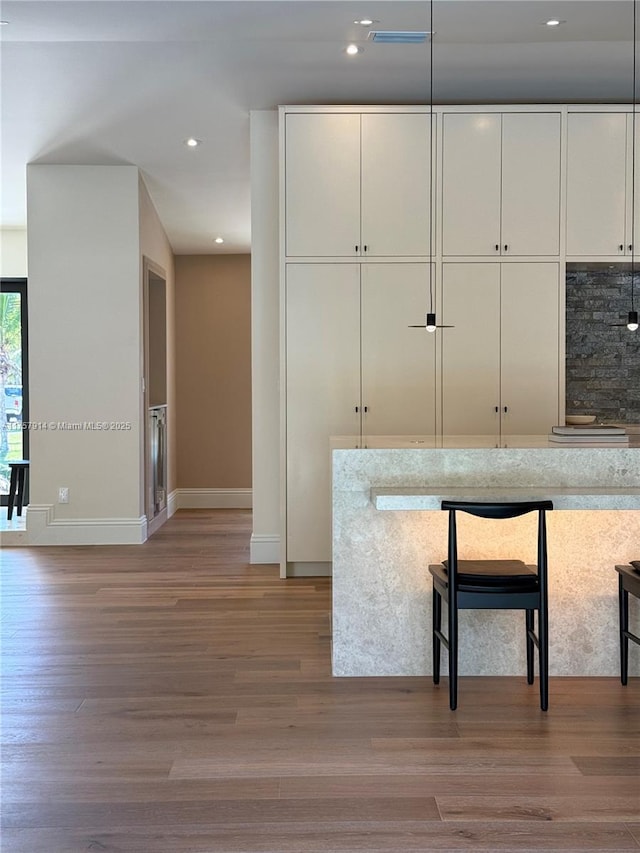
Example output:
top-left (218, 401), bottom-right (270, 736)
top-left (566, 268), bottom-right (640, 423)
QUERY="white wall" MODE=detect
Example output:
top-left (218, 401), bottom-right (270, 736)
top-left (249, 110), bottom-right (280, 563)
top-left (26, 165), bottom-right (144, 543)
top-left (0, 229), bottom-right (28, 277)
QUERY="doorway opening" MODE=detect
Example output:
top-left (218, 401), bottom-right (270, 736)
top-left (143, 259), bottom-right (168, 536)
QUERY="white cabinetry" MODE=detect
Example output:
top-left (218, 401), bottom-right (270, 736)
top-left (566, 112), bottom-right (631, 257)
top-left (285, 112), bottom-right (431, 258)
top-left (442, 112), bottom-right (561, 257)
top-left (285, 263), bottom-right (437, 565)
top-left (280, 104), bottom-right (574, 575)
top-left (441, 263), bottom-right (560, 440)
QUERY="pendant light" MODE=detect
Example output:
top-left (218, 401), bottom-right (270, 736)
top-left (409, 0), bottom-right (454, 332)
top-left (612, 0), bottom-right (639, 331)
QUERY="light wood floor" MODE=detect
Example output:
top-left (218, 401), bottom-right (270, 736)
top-left (1, 509), bottom-right (638, 852)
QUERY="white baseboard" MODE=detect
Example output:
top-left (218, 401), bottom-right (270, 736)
top-left (177, 488), bottom-right (252, 509)
top-left (146, 508), bottom-right (167, 538)
top-left (167, 489), bottom-right (179, 517)
top-left (26, 504), bottom-right (147, 545)
top-left (250, 533), bottom-right (280, 564)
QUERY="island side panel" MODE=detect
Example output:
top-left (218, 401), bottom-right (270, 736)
top-left (332, 448), bottom-right (640, 677)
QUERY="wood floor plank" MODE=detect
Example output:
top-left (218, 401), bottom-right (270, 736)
top-left (572, 757), bottom-right (640, 776)
top-left (2, 508), bottom-right (639, 851)
top-left (436, 796), bottom-right (640, 822)
top-left (278, 773), bottom-right (640, 798)
top-left (1, 797), bottom-right (442, 829)
top-left (1, 823), bottom-right (638, 852)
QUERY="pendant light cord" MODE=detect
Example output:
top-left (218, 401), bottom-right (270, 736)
top-left (632, 0), bottom-right (637, 311)
top-left (428, 0), bottom-right (434, 314)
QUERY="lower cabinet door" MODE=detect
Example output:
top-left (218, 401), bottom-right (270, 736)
top-left (286, 264), bottom-right (361, 564)
top-left (441, 263), bottom-right (501, 437)
top-left (500, 263), bottom-right (560, 436)
top-left (361, 264), bottom-right (437, 438)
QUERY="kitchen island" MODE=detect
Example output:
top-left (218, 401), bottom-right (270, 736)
top-left (332, 436), bottom-right (640, 678)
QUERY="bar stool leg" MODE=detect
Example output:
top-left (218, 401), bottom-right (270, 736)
top-left (16, 466), bottom-right (26, 516)
top-left (432, 588), bottom-right (441, 684)
top-left (619, 573), bottom-right (629, 686)
top-left (7, 466), bottom-right (18, 521)
top-left (539, 603), bottom-right (549, 712)
top-left (448, 596), bottom-right (458, 711)
top-left (526, 609), bottom-right (535, 685)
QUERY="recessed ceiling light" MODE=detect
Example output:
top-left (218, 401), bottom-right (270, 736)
top-left (545, 19), bottom-right (564, 27)
top-left (184, 137), bottom-right (201, 148)
top-left (346, 44), bottom-right (363, 56)
top-left (214, 237), bottom-right (224, 244)
top-left (354, 19), bottom-right (375, 26)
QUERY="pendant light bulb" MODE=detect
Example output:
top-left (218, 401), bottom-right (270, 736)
top-left (627, 310), bottom-right (639, 331)
top-left (426, 312), bottom-right (437, 333)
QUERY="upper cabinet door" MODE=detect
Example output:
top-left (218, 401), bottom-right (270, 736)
top-left (442, 113), bottom-right (502, 256)
top-left (285, 113), bottom-right (361, 257)
top-left (501, 113), bottom-right (561, 256)
top-left (361, 114), bottom-right (431, 257)
top-left (633, 117), bottom-right (640, 254)
top-left (566, 113), bottom-right (628, 257)
top-left (361, 264), bottom-right (437, 437)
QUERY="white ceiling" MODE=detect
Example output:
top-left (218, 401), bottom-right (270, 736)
top-left (0, 0), bottom-right (634, 254)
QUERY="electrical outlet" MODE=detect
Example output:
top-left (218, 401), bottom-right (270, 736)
top-left (58, 487), bottom-right (69, 504)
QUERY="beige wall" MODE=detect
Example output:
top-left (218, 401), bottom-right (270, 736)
top-left (175, 254), bottom-right (251, 489)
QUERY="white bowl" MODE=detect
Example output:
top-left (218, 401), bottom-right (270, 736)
top-left (565, 415), bottom-right (596, 425)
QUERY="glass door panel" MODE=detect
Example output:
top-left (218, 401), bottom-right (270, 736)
top-left (1, 280), bottom-right (28, 504)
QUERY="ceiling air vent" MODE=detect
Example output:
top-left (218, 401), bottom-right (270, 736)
top-left (368, 31), bottom-right (431, 44)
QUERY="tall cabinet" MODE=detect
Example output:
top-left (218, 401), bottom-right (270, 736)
top-left (282, 107), bottom-right (437, 575)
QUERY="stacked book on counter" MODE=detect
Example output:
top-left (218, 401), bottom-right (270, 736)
top-left (549, 425), bottom-right (629, 445)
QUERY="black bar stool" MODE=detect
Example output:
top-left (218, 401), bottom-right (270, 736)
top-left (614, 563), bottom-right (640, 685)
top-left (7, 460), bottom-right (29, 520)
top-left (429, 499), bottom-right (553, 711)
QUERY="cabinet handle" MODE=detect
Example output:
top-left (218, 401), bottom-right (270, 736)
top-left (363, 245), bottom-right (368, 253)
top-left (629, 244), bottom-right (633, 252)
top-left (503, 406), bottom-right (508, 413)
top-left (619, 244), bottom-right (625, 252)
top-left (495, 244), bottom-right (500, 252)
top-left (355, 245), bottom-right (359, 253)
top-left (363, 405), bottom-right (368, 413)
top-left (355, 406), bottom-right (359, 413)
top-left (504, 244), bottom-right (508, 253)
top-left (495, 406), bottom-right (499, 413)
